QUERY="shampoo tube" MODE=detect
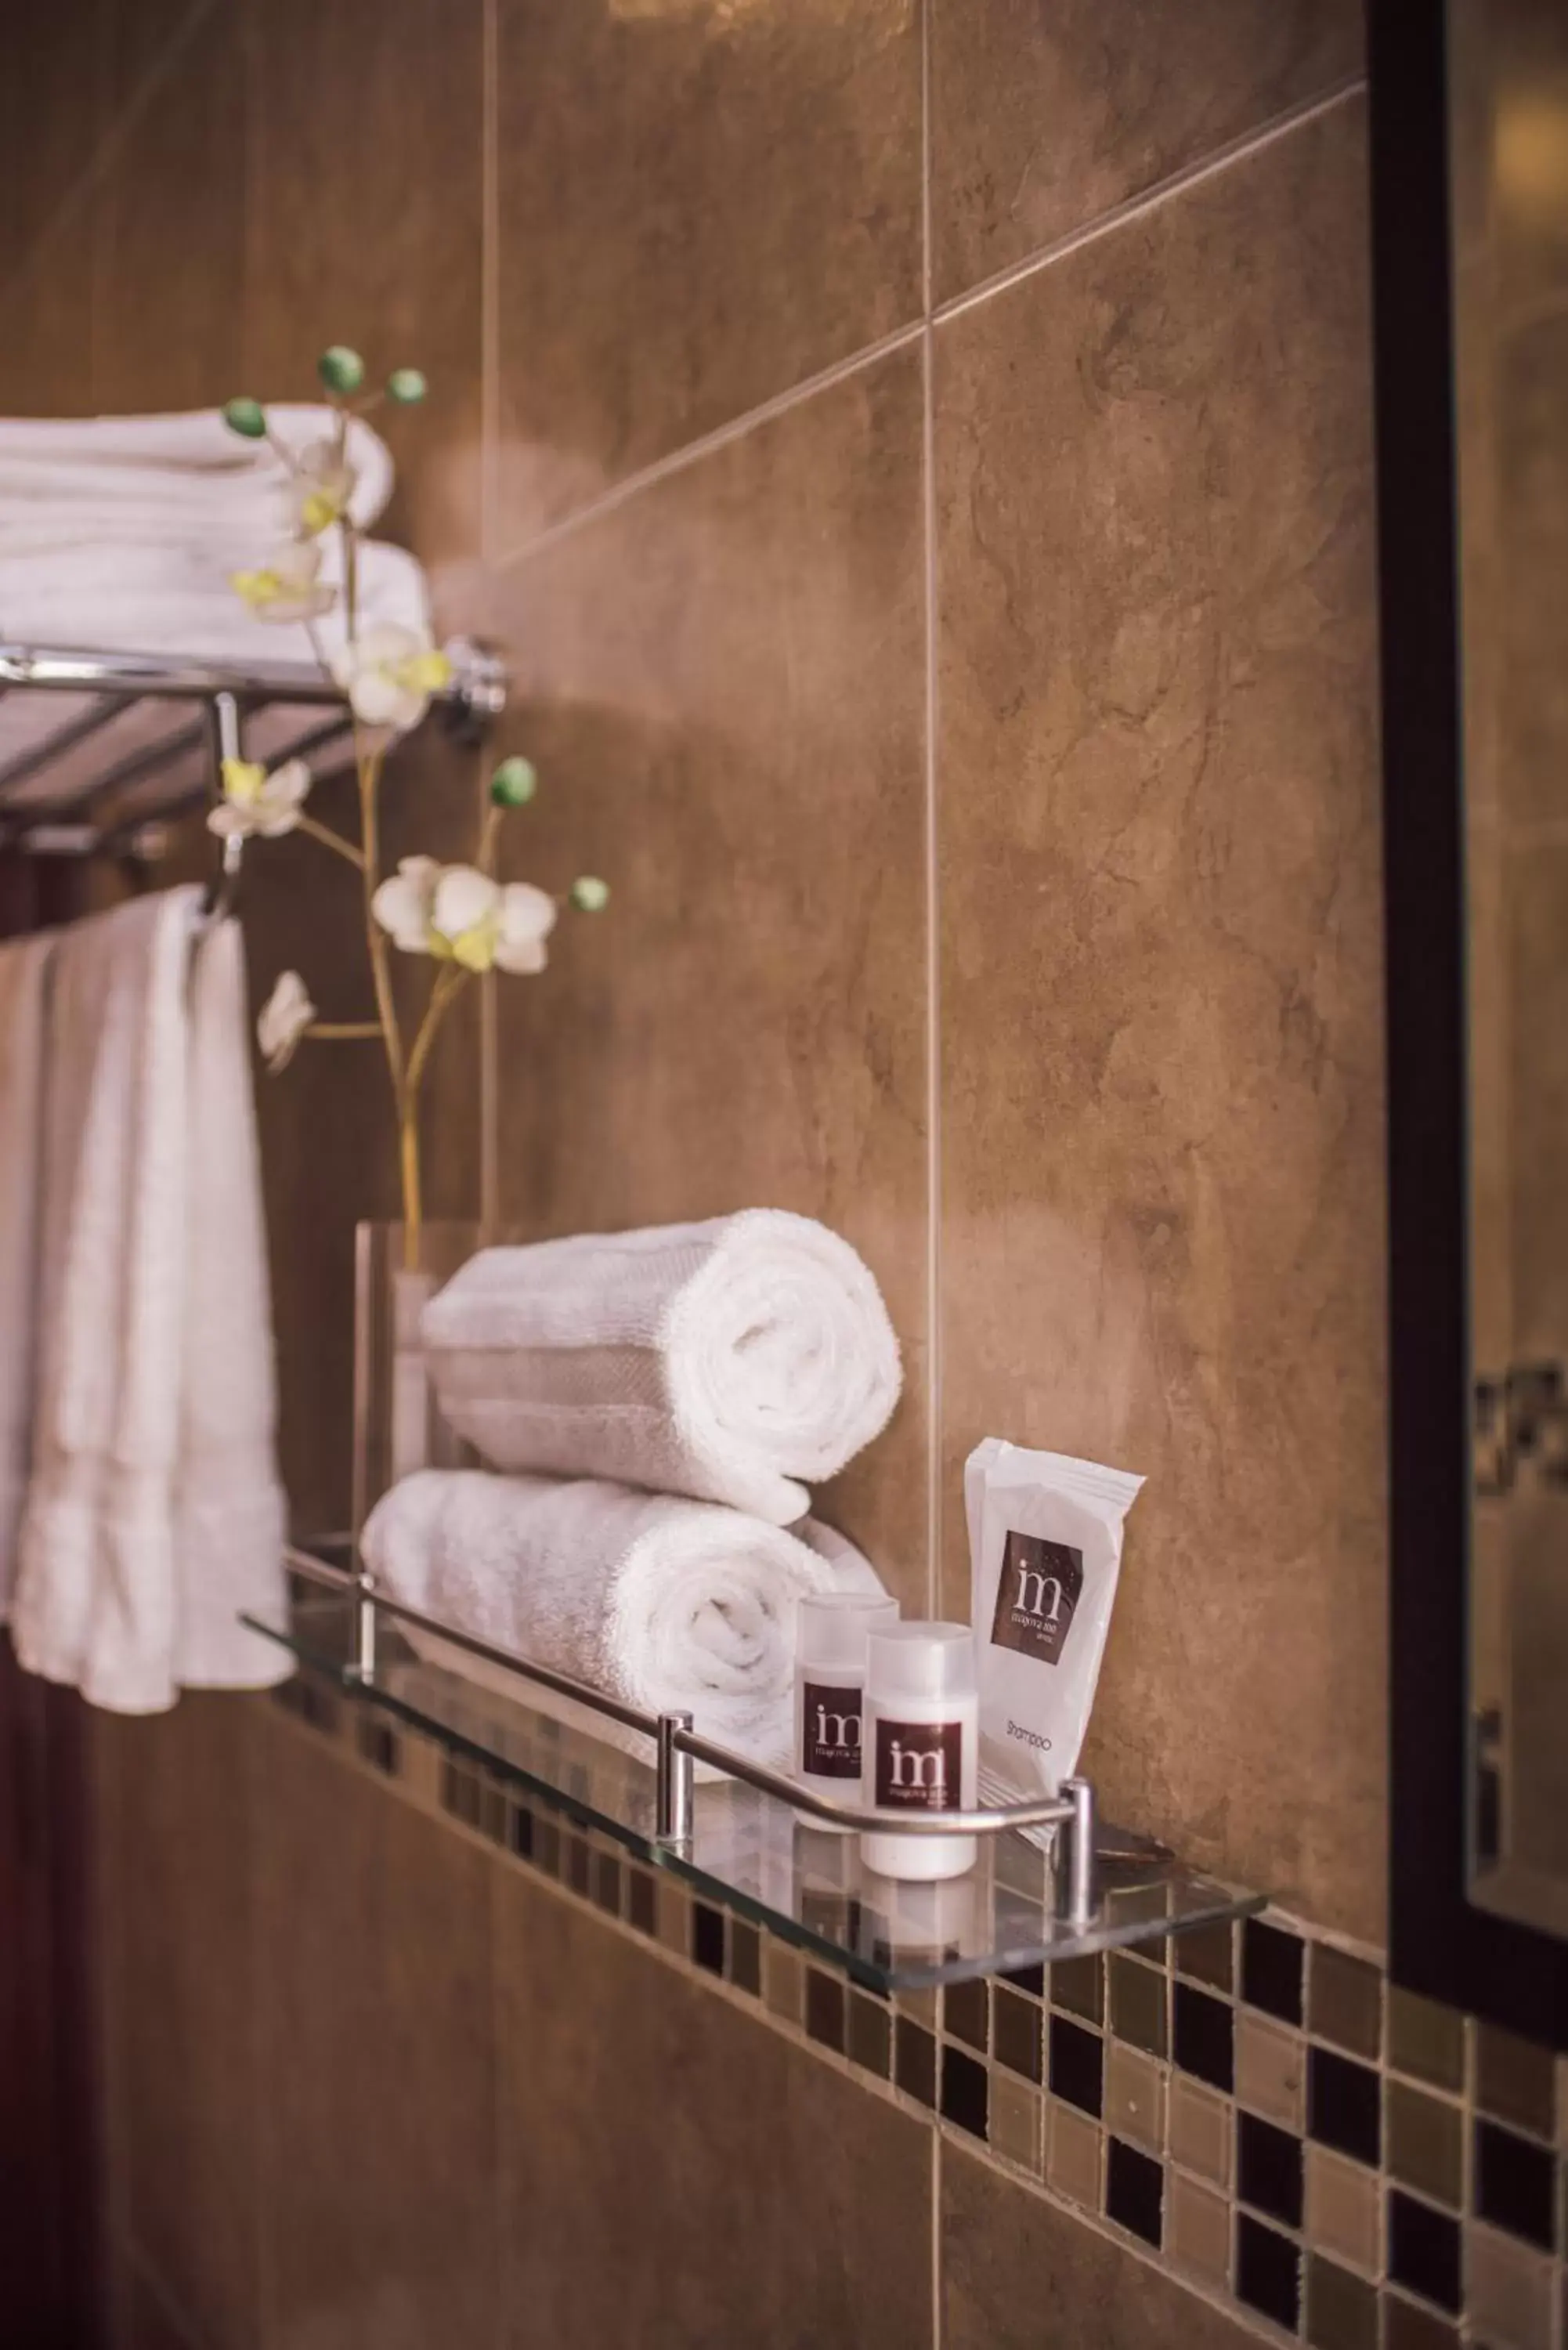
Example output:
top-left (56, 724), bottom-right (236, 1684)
top-left (966, 1440), bottom-right (1143, 1819)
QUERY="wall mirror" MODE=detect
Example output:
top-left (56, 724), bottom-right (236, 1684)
top-left (1377, 0), bottom-right (1568, 2043)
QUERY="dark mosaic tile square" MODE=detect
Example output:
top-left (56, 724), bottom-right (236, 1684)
top-left (1003, 1961), bottom-right (1045, 1998)
top-left (1383, 2294), bottom-right (1460, 2350)
top-left (626, 1864), bottom-right (656, 1936)
top-left (593, 1852), bottom-right (621, 1916)
top-left (1308, 1945), bottom-right (1382, 2063)
top-left (565, 1835), bottom-right (591, 1896)
top-left (534, 1817), bottom-right (561, 1878)
top-left (945, 1976), bottom-right (989, 2055)
top-left (895, 2016), bottom-right (937, 2109)
top-left (1105, 2136), bottom-right (1163, 2248)
top-left (481, 1784), bottom-right (509, 1845)
top-left (1048, 2015), bottom-right (1104, 2119)
top-left (691, 1901), bottom-right (726, 1976)
top-left (1174, 1918), bottom-right (1234, 1993)
top-left (728, 1918), bottom-right (761, 1996)
top-left (508, 1804), bottom-right (534, 1864)
top-left (356, 1717), bottom-right (399, 1775)
top-left (847, 1991), bottom-right (891, 2077)
top-left (992, 1983), bottom-right (1043, 2084)
top-left (1050, 1954), bottom-right (1104, 2025)
top-left (1473, 2117), bottom-right (1555, 2251)
top-left (941, 2044), bottom-right (989, 2139)
top-left (806, 1969), bottom-right (845, 2054)
top-left (1107, 1954), bottom-right (1167, 2058)
top-left (1242, 1918), bottom-right (1305, 2026)
top-left (1386, 2079), bottom-right (1462, 2208)
top-left (442, 1756), bottom-right (481, 1828)
top-left (1237, 2110), bottom-right (1304, 2230)
top-left (1308, 2045), bottom-right (1382, 2167)
top-left (1387, 2188), bottom-right (1461, 2315)
top-left (1305, 2253), bottom-right (1378, 2350)
top-left (1173, 1983), bottom-right (1234, 2094)
top-left (1235, 2212), bottom-right (1301, 2332)
top-left (1475, 2020), bottom-right (1556, 2142)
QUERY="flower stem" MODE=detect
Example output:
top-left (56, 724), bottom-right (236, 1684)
top-left (304, 1021), bottom-right (381, 1040)
top-left (399, 1108), bottom-right (422, 1267)
top-left (295, 812), bottom-right (365, 869)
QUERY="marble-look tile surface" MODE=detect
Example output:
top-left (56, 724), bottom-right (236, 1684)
top-left (494, 1863), bottom-right (934, 2349)
top-left (252, 1712), bottom-right (499, 2350)
top-left (944, 2141), bottom-right (1261, 2348)
top-left (486, 349), bottom-right (929, 1594)
top-left (241, 0), bottom-right (486, 580)
top-left (929, 0), bottom-right (1363, 306)
top-left (492, 0), bottom-right (922, 548)
top-left (92, 1697), bottom-right (264, 2350)
top-left (0, 0), bottom-right (108, 284)
top-left (934, 100), bottom-right (1386, 1940)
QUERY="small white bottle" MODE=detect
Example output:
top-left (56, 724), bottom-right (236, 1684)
top-left (861, 1622), bottom-right (978, 1881)
top-left (795, 1591), bottom-right (900, 1827)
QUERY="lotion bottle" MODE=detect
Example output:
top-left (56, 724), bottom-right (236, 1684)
top-left (860, 1622), bottom-right (978, 1880)
top-left (795, 1591), bottom-right (899, 1827)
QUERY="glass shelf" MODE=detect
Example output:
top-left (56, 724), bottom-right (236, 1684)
top-left (246, 1578), bottom-right (1264, 1992)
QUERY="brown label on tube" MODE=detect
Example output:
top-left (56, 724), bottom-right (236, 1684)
top-left (873, 1717), bottom-right (963, 1810)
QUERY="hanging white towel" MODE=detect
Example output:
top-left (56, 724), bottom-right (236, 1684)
top-left (11, 888), bottom-right (288, 1711)
top-left (0, 931), bottom-right (54, 1614)
top-left (363, 1468), bottom-right (890, 1774)
top-left (421, 1213), bottom-right (904, 1526)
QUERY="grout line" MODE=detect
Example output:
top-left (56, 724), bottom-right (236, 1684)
top-left (489, 316), bottom-right (926, 568)
top-left (933, 74), bottom-right (1368, 331)
top-left (931, 2122), bottom-right (945, 2350)
top-left (479, 0), bottom-right (501, 570)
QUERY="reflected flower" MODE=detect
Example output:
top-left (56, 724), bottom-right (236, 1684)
top-left (209, 755), bottom-right (312, 841)
top-left (331, 624), bottom-right (453, 732)
top-left (231, 541), bottom-right (336, 625)
top-left (257, 970), bottom-right (316, 1072)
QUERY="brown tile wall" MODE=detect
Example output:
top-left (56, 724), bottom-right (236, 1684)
top-left (1, 1), bottom-right (1384, 2343)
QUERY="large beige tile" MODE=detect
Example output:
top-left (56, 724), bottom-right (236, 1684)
top-left (486, 349), bottom-right (930, 1593)
top-left (929, 0), bottom-right (1363, 306)
top-left (89, 2), bottom-right (246, 414)
top-left (0, 205), bottom-right (104, 418)
top-left (944, 2140), bottom-right (1259, 2349)
top-left (494, 1864), bottom-right (934, 2349)
top-left (93, 1696), bottom-right (265, 2350)
top-left (0, 0), bottom-right (110, 289)
top-left (240, 0), bottom-right (486, 582)
top-left (253, 1712), bottom-right (499, 2350)
top-left (492, 0), bottom-right (923, 548)
top-left (935, 101), bottom-right (1386, 1940)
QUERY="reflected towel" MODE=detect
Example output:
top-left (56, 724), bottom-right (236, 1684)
top-left (363, 1467), bottom-right (889, 1773)
top-left (0, 931), bottom-right (54, 1610)
top-left (421, 1212), bottom-right (903, 1526)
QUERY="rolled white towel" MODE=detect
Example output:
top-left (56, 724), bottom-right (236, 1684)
top-left (421, 1211), bottom-right (902, 1527)
top-left (362, 1468), bottom-right (890, 1774)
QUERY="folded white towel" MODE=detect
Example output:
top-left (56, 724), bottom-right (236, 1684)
top-left (0, 931), bottom-right (53, 1611)
top-left (363, 1468), bottom-right (889, 1773)
top-left (421, 1213), bottom-right (903, 1527)
top-left (10, 888), bottom-right (288, 1711)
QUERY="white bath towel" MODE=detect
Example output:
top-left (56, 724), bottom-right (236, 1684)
top-left (421, 1213), bottom-right (903, 1527)
top-left (363, 1468), bottom-right (890, 1773)
top-left (10, 888), bottom-right (288, 1711)
top-left (0, 931), bottom-right (54, 1611)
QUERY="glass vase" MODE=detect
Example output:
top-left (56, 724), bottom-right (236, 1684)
top-left (352, 1220), bottom-right (479, 1556)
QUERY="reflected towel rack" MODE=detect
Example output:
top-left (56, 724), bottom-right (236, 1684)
top-left (0, 637), bottom-right (508, 862)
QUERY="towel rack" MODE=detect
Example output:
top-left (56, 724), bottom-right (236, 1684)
top-left (0, 637), bottom-right (508, 862)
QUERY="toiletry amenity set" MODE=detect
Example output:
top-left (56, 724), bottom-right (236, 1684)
top-left (356, 1210), bottom-right (1144, 1890)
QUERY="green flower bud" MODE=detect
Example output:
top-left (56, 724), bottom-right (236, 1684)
top-left (387, 367), bottom-right (428, 405)
top-left (222, 396), bottom-right (267, 439)
top-left (570, 876), bottom-right (610, 913)
top-left (490, 756), bottom-right (537, 808)
top-left (317, 344), bottom-right (366, 395)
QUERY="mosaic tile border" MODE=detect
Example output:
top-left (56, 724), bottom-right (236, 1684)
top-left (273, 1672), bottom-right (1568, 2350)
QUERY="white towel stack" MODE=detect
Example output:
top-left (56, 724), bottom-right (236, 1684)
top-left (365, 1212), bottom-right (905, 1767)
top-left (6, 888), bottom-right (288, 1712)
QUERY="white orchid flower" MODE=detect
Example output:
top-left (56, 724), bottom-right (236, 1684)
top-left (230, 540), bottom-right (335, 624)
top-left (257, 971), bottom-right (316, 1072)
top-left (370, 855), bottom-right (442, 953)
top-left (208, 755), bottom-right (312, 841)
top-left (371, 859), bottom-right (557, 974)
top-left (290, 438), bottom-right (358, 537)
top-left (330, 624), bottom-right (453, 732)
